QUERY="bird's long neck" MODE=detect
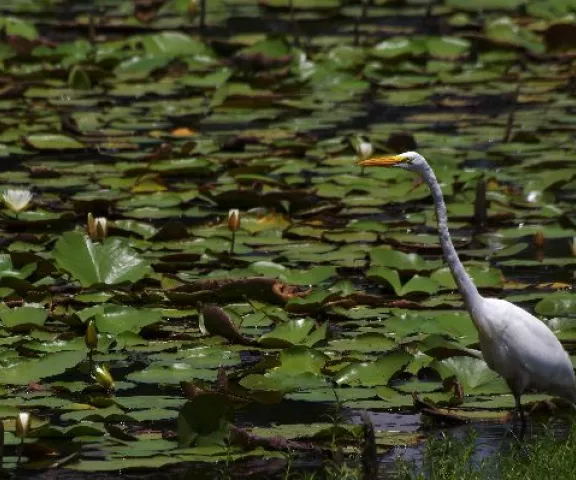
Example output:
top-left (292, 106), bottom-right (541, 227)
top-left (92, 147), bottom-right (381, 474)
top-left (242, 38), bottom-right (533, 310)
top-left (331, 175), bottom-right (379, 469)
top-left (421, 163), bottom-right (483, 317)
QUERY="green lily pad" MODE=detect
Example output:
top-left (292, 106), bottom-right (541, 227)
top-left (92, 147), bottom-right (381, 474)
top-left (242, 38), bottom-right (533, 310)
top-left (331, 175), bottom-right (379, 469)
top-left (1, 350), bottom-right (86, 385)
top-left (0, 304), bottom-right (47, 329)
top-left (53, 232), bottom-right (152, 287)
top-left (23, 134), bottom-right (85, 150)
top-left (335, 351), bottom-right (413, 387)
top-left (258, 318), bottom-right (317, 348)
top-left (92, 306), bottom-right (162, 335)
top-left (370, 248), bottom-right (441, 271)
top-left (431, 266), bottom-right (502, 290)
top-left (367, 267), bottom-right (439, 296)
top-left (432, 357), bottom-right (509, 395)
top-left (178, 394), bottom-right (232, 447)
top-left (535, 293), bottom-right (576, 316)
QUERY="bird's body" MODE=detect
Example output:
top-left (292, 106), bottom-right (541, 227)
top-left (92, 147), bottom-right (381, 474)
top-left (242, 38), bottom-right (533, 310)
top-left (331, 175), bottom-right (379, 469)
top-left (474, 297), bottom-right (576, 403)
top-left (358, 151), bottom-right (576, 434)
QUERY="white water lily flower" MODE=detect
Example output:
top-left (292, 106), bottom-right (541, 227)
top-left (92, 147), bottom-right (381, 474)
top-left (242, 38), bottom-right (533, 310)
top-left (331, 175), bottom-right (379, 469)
top-left (357, 140), bottom-right (374, 160)
top-left (87, 212), bottom-right (108, 241)
top-left (15, 411), bottom-right (31, 438)
top-left (352, 136), bottom-right (373, 161)
top-left (2, 189), bottom-right (32, 213)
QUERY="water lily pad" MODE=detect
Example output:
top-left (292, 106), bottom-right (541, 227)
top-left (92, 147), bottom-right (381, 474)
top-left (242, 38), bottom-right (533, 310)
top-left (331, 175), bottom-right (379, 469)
top-left (0, 304), bottom-right (47, 330)
top-left (367, 267), bottom-right (439, 296)
top-left (335, 351), bottom-right (413, 387)
top-left (23, 134), bottom-right (85, 150)
top-left (535, 293), bottom-right (576, 316)
top-left (178, 394), bottom-right (232, 447)
top-left (370, 248), bottom-right (441, 271)
top-left (432, 357), bottom-right (509, 395)
top-left (92, 306), bottom-right (162, 335)
top-left (1, 350), bottom-right (86, 385)
top-left (258, 318), bottom-right (316, 348)
top-left (53, 232), bottom-right (152, 287)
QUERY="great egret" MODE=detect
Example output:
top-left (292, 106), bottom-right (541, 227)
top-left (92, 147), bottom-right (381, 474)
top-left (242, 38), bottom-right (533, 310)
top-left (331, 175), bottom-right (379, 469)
top-left (358, 151), bottom-right (576, 436)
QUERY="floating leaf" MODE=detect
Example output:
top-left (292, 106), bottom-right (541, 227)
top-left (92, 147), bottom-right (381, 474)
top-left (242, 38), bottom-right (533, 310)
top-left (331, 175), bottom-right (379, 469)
top-left (535, 293), bottom-right (576, 316)
top-left (432, 357), bottom-right (509, 395)
top-left (177, 394), bottom-right (232, 447)
top-left (2, 16), bottom-right (38, 40)
top-left (258, 318), bottom-right (316, 348)
top-left (0, 304), bottom-right (47, 330)
top-left (53, 232), bottom-right (152, 287)
top-left (23, 134), bottom-right (85, 150)
top-left (335, 351), bottom-right (412, 387)
top-left (1, 350), bottom-right (86, 385)
top-left (431, 266), bottom-right (502, 290)
top-left (370, 248), bottom-right (440, 271)
top-left (93, 306), bottom-right (162, 335)
top-left (367, 267), bottom-right (439, 296)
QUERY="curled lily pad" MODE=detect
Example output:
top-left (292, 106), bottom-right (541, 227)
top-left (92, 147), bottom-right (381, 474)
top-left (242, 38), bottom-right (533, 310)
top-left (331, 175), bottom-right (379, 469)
top-left (432, 357), bottom-right (509, 395)
top-left (178, 394), bottom-right (232, 447)
top-left (0, 255), bottom-right (36, 279)
top-left (367, 266), bottom-right (439, 296)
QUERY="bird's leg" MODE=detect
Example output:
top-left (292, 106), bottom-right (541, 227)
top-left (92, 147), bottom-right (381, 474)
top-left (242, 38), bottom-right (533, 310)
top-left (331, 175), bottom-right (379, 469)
top-left (514, 393), bottom-right (526, 440)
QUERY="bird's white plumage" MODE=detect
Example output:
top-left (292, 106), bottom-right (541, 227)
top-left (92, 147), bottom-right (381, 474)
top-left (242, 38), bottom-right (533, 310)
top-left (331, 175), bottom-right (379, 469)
top-left (359, 151), bottom-right (576, 430)
top-left (476, 297), bottom-right (576, 401)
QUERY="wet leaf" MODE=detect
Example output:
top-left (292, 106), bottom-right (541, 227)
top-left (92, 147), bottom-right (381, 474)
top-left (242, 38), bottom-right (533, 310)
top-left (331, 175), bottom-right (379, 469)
top-left (1, 350), bottom-right (86, 385)
top-left (258, 318), bottom-right (316, 348)
top-left (0, 304), bottom-right (47, 330)
top-left (433, 357), bottom-right (509, 395)
top-left (53, 232), bottom-right (152, 287)
top-left (93, 306), bottom-right (162, 335)
top-left (335, 351), bottom-right (412, 387)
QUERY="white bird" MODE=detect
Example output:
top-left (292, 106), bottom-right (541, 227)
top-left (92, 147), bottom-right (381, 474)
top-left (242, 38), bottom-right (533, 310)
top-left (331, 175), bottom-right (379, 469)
top-left (358, 151), bottom-right (576, 436)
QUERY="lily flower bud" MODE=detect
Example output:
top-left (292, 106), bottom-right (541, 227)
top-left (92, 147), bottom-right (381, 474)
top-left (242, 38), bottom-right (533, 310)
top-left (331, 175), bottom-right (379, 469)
top-left (85, 319), bottom-right (98, 351)
top-left (87, 213), bottom-right (108, 241)
top-left (533, 231), bottom-right (544, 249)
top-left (15, 411), bottom-right (31, 439)
top-left (92, 364), bottom-right (115, 391)
top-left (228, 209), bottom-right (240, 232)
top-left (352, 136), bottom-right (373, 161)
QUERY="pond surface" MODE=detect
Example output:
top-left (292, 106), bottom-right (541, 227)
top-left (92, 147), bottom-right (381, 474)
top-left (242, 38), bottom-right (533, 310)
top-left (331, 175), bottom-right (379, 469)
top-left (0, 0), bottom-right (575, 477)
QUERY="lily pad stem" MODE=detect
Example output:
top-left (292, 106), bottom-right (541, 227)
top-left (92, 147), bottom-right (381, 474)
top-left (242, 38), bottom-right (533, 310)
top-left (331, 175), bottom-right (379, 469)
top-left (230, 230), bottom-right (236, 255)
top-left (16, 438), bottom-right (23, 469)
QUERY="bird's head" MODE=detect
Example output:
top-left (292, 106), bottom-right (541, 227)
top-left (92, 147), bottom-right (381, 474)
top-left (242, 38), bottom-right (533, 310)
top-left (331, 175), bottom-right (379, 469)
top-left (357, 151), bottom-right (427, 172)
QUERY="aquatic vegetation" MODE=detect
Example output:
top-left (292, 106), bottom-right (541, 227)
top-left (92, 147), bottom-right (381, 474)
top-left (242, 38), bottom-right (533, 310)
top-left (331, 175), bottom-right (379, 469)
top-left (2, 189), bottom-right (32, 213)
top-left (0, 0), bottom-right (574, 476)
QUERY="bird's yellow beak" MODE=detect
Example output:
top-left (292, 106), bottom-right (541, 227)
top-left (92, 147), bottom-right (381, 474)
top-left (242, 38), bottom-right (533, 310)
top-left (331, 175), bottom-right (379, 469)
top-left (356, 154), bottom-right (403, 167)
